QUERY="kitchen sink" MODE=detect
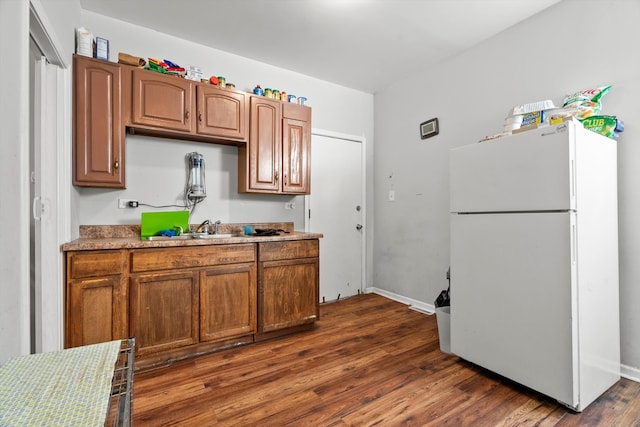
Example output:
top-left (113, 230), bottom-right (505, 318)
top-left (143, 233), bottom-right (236, 241)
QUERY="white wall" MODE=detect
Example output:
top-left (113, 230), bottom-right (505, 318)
top-left (373, 0), bottom-right (640, 378)
top-left (77, 12), bottom-right (374, 239)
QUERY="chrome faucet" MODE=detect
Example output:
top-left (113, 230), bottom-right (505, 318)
top-left (213, 220), bottom-right (221, 234)
top-left (195, 219), bottom-right (210, 234)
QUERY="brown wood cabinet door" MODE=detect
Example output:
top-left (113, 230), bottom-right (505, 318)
top-left (130, 271), bottom-right (199, 356)
top-left (196, 86), bottom-right (247, 141)
top-left (200, 263), bottom-right (256, 342)
top-left (73, 55), bottom-right (124, 188)
top-left (259, 257), bottom-right (319, 333)
top-left (131, 69), bottom-right (193, 132)
top-left (240, 96), bottom-right (282, 192)
top-left (65, 275), bottom-right (127, 348)
top-left (282, 117), bottom-right (310, 194)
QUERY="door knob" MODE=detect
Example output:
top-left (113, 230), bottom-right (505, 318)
top-left (356, 224), bottom-right (363, 231)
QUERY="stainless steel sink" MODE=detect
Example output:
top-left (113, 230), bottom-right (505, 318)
top-left (143, 233), bottom-right (235, 241)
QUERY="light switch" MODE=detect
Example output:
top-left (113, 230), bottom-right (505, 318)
top-left (388, 190), bottom-right (395, 201)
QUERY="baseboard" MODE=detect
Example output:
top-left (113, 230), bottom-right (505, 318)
top-left (366, 286), bottom-right (639, 384)
top-left (621, 363), bottom-right (640, 383)
top-left (365, 287), bottom-right (435, 314)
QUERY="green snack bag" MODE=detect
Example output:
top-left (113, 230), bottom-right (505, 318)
top-left (563, 85), bottom-right (612, 119)
top-left (579, 115), bottom-right (618, 139)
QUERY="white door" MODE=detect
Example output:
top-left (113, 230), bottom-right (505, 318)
top-left (307, 132), bottom-right (364, 303)
top-left (30, 36), bottom-right (65, 353)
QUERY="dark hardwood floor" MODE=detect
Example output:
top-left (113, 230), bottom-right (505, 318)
top-left (133, 293), bottom-right (640, 426)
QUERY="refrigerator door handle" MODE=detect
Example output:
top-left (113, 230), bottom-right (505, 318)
top-left (571, 223), bottom-right (577, 265)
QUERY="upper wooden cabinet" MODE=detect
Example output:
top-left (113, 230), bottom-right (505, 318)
top-left (73, 55), bottom-right (125, 188)
top-left (128, 68), bottom-right (247, 142)
top-left (131, 68), bottom-right (193, 132)
top-left (72, 57), bottom-right (310, 193)
top-left (282, 103), bottom-right (311, 194)
top-left (239, 97), bottom-right (311, 195)
top-left (196, 85), bottom-right (247, 141)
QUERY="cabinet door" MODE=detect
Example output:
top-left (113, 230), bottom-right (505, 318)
top-left (131, 69), bottom-right (193, 132)
top-left (240, 96), bottom-right (282, 192)
top-left (200, 263), bottom-right (256, 342)
top-left (130, 271), bottom-right (199, 356)
top-left (66, 276), bottom-right (127, 348)
top-left (282, 117), bottom-right (310, 194)
top-left (73, 55), bottom-right (124, 187)
top-left (259, 257), bottom-right (319, 333)
top-left (196, 86), bottom-right (247, 141)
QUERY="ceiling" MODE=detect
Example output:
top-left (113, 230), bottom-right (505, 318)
top-left (79, 0), bottom-right (561, 94)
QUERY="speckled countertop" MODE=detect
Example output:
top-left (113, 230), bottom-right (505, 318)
top-left (61, 222), bottom-right (323, 251)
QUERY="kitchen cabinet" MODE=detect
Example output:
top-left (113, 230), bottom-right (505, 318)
top-left (65, 250), bottom-right (128, 348)
top-left (257, 240), bottom-right (319, 338)
top-left (129, 270), bottom-right (199, 357)
top-left (128, 67), bottom-right (247, 143)
top-left (282, 103), bottom-right (311, 194)
top-left (64, 236), bottom-right (318, 369)
top-left (196, 85), bottom-right (247, 141)
top-left (200, 263), bottom-right (256, 342)
top-left (73, 55), bottom-right (125, 188)
top-left (130, 68), bottom-right (194, 132)
top-left (126, 244), bottom-right (256, 366)
top-left (239, 97), bottom-right (311, 195)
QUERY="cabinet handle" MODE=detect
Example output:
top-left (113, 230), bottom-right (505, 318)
top-left (114, 160), bottom-right (119, 170)
top-left (198, 112), bottom-right (202, 122)
top-left (275, 171), bottom-right (279, 182)
top-left (185, 110), bottom-right (190, 120)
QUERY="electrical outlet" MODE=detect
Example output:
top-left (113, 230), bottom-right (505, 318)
top-left (388, 190), bottom-right (395, 201)
top-left (118, 199), bottom-right (138, 209)
top-left (285, 202), bottom-right (296, 210)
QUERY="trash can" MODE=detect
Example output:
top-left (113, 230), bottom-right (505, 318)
top-left (435, 306), bottom-right (451, 354)
top-left (434, 267), bottom-right (451, 354)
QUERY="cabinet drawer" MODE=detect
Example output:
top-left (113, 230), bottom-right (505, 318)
top-left (130, 244), bottom-right (256, 272)
top-left (258, 240), bottom-right (319, 262)
top-left (67, 250), bottom-right (126, 279)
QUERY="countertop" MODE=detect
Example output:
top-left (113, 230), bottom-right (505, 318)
top-left (62, 222), bottom-right (323, 252)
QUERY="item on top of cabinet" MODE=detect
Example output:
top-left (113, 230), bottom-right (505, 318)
top-left (272, 89), bottom-right (280, 100)
top-left (264, 88), bottom-right (273, 98)
top-left (510, 99), bottom-right (556, 115)
top-left (226, 82), bottom-right (235, 89)
top-left (209, 75), bottom-right (219, 85)
top-left (280, 91), bottom-right (287, 101)
top-left (118, 52), bottom-right (146, 67)
top-left (218, 76), bottom-right (226, 88)
top-left (95, 37), bottom-right (109, 61)
top-left (562, 85), bottom-right (612, 119)
top-left (579, 115), bottom-right (624, 139)
top-left (75, 27), bottom-right (93, 57)
top-left (253, 85), bottom-right (264, 96)
top-left (287, 94), bottom-right (297, 103)
top-left (297, 96), bottom-right (307, 105)
top-left (185, 66), bottom-right (202, 82)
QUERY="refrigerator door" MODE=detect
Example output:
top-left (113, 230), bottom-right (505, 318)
top-left (450, 123), bottom-right (575, 213)
top-left (450, 211), bottom-right (579, 408)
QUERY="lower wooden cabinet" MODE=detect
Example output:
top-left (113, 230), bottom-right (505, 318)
top-left (200, 263), bottom-right (256, 342)
top-left (129, 271), bottom-right (199, 357)
top-left (257, 240), bottom-right (319, 337)
top-left (65, 250), bottom-right (128, 348)
top-left (65, 240), bottom-right (317, 368)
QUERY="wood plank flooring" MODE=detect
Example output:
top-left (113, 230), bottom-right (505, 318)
top-left (133, 293), bottom-right (640, 426)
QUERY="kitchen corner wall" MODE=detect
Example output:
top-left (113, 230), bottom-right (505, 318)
top-left (373, 0), bottom-right (640, 378)
top-left (77, 11), bottom-right (374, 247)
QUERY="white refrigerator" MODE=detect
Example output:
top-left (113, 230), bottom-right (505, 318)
top-left (449, 120), bottom-right (620, 411)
